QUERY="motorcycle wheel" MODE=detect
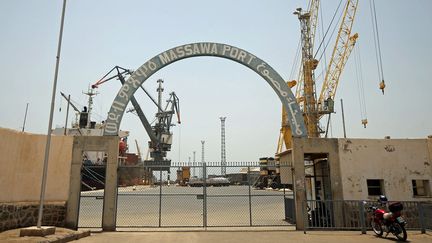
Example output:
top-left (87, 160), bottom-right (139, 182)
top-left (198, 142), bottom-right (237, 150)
top-left (370, 219), bottom-right (383, 236)
top-left (393, 222), bottom-right (407, 241)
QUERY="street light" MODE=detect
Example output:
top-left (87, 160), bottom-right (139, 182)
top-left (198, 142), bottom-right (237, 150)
top-left (37, 0), bottom-right (67, 229)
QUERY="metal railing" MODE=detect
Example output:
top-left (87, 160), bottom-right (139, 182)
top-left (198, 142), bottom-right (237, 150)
top-left (303, 200), bottom-right (432, 233)
top-left (418, 202), bottom-right (432, 233)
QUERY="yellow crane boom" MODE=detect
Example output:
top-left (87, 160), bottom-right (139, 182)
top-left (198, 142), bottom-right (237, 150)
top-left (318, 0), bottom-right (359, 115)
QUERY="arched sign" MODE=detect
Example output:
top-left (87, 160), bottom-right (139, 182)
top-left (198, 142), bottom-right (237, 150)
top-left (104, 42), bottom-right (307, 137)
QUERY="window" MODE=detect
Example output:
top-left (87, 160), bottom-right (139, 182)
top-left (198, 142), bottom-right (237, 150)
top-left (367, 179), bottom-right (384, 196)
top-left (412, 180), bottom-right (431, 197)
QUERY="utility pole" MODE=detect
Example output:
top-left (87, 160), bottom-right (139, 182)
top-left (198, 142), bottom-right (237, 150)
top-left (64, 95), bottom-right (70, 135)
top-left (37, 0), bottom-right (67, 229)
top-left (220, 117), bottom-right (226, 175)
top-left (22, 103), bottom-right (29, 132)
top-left (341, 99), bottom-right (347, 138)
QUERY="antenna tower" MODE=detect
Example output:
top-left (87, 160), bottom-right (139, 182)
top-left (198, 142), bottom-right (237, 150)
top-left (193, 151), bottom-right (196, 177)
top-left (200, 141), bottom-right (205, 178)
top-left (220, 117), bottom-right (227, 175)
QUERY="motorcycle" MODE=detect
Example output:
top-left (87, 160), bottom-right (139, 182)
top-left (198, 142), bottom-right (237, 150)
top-left (367, 200), bottom-right (407, 241)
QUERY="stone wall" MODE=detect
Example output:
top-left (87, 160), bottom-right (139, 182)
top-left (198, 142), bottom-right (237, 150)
top-left (0, 202), bottom-right (66, 232)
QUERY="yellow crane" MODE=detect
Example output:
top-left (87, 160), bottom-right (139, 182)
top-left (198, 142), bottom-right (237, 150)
top-left (277, 0), bottom-right (359, 154)
top-left (277, 0), bottom-right (320, 152)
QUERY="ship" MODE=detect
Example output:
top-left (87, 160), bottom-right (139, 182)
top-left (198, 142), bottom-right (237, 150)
top-left (52, 89), bottom-right (147, 191)
top-left (52, 66), bottom-right (180, 191)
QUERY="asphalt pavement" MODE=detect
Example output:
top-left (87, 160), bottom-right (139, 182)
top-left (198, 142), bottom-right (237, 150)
top-left (74, 230), bottom-right (432, 243)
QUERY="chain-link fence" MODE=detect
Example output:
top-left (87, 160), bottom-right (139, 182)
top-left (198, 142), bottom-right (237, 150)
top-left (115, 162), bottom-right (294, 228)
top-left (78, 190), bottom-right (104, 229)
top-left (77, 161), bottom-right (432, 232)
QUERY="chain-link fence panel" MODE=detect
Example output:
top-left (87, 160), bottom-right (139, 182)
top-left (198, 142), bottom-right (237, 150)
top-left (116, 193), bottom-right (160, 227)
top-left (78, 191), bottom-right (104, 229)
top-left (252, 194), bottom-right (290, 226)
top-left (160, 194), bottom-right (203, 227)
top-left (113, 162), bottom-right (294, 229)
top-left (207, 195), bottom-right (250, 226)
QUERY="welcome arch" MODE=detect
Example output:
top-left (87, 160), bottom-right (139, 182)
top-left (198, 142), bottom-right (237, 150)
top-left (104, 42), bottom-right (306, 137)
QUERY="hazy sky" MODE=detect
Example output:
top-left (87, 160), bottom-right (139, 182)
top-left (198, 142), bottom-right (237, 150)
top-left (1, 0), bottom-right (431, 162)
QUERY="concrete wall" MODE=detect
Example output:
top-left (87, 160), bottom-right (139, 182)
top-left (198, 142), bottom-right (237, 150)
top-left (0, 127), bottom-right (73, 203)
top-left (279, 150), bottom-right (293, 184)
top-left (338, 138), bottom-right (432, 201)
top-left (279, 138), bottom-right (343, 200)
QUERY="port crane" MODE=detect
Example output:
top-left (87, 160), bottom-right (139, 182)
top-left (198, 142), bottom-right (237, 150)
top-left (277, 0), bottom-right (359, 153)
top-left (91, 66), bottom-right (181, 164)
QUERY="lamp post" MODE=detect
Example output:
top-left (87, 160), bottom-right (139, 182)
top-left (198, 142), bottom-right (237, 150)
top-left (37, 0), bottom-right (67, 228)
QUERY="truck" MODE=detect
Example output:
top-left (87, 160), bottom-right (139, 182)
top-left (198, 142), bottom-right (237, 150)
top-left (253, 157), bottom-right (290, 189)
top-left (188, 177), bottom-right (230, 187)
top-left (176, 167), bottom-right (190, 186)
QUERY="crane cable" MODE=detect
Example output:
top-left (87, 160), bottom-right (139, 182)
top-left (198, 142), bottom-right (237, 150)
top-left (318, 1), bottom-right (328, 83)
top-left (313, 0), bottom-right (344, 60)
top-left (315, 5), bottom-right (344, 64)
top-left (353, 43), bottom-right (368, 128)
top-left (289, 38), bottom-right (302, 81)
top-left (313, 0), bottom-right (344, 92)
top-left (369, 0), bottom-right (386, 94)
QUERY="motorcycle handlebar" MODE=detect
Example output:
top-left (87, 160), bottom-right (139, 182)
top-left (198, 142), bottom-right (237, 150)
top-left (362, 201), bottom-right (378, 212)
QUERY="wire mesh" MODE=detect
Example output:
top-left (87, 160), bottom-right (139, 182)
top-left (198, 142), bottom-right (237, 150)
top-left (160, 194), bottom-right (203, 227)
top-left (116, 193), bottom-right (160, 227)
top-left (79, 160), bottom-right (430, 232)
top-left (78, 190), bottom-right (104, 228)
top-left (207, 195), bottom-right (250, 226)
top-left (113, 162), bottom-right (294, 228)
top-left (252, 195), bottom-right (290, 226)
top-left (79, 161), bottom-right (430, 232)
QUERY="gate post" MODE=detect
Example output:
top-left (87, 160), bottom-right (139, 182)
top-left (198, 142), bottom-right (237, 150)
top-left (102, 137), bottom-right (119, 231)
top-left (419, 203), bottom-right (426, 234)
top-left (65, 138), bottom-right (85, 229)
top-left (248, 166), bottom-right (253, 226)
top-left (293, 137), bottom-right (306, 230)
top-left (359, 201), bottom-right (366, 234)
top-left (202, 162), bottom-right (207, 228)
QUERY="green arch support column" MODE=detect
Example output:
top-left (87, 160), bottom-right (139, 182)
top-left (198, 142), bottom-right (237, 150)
top-left (103, 42), bottom-right (307, 138)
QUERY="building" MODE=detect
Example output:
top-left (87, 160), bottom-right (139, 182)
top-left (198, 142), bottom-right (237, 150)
top-left (278, 137), bottom-right (432, 202)
top-left (226, 167), bottom-right (260, 185)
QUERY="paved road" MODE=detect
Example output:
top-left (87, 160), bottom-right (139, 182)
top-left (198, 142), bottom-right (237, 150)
top-left (79, 185), bottom-right (293, 228)
top-left (75, 230), bottom-right (432, 243)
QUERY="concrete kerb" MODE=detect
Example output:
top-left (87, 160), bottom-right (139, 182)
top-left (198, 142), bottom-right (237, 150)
top-left (0, 227), bottom-right (90, 243)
